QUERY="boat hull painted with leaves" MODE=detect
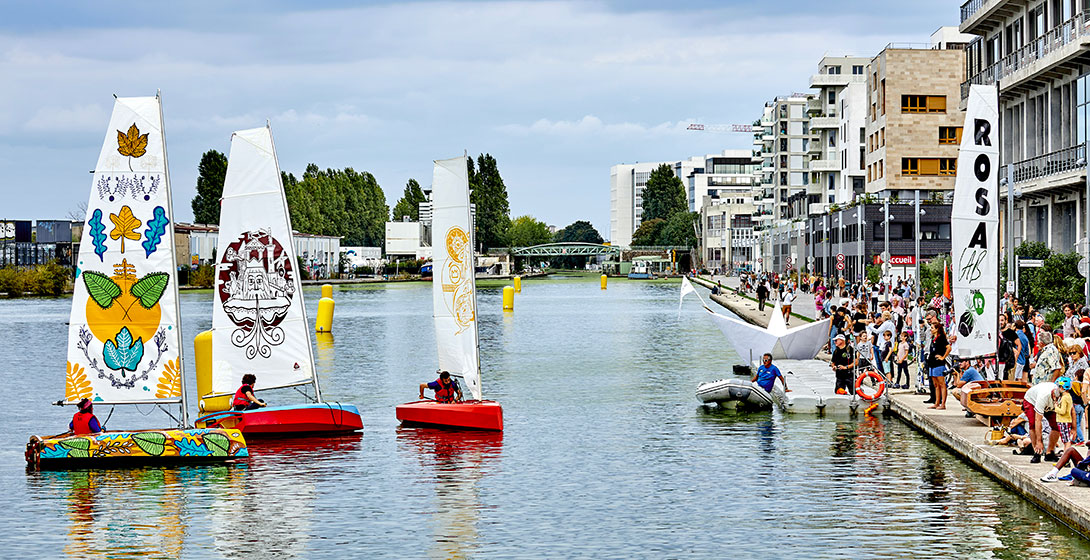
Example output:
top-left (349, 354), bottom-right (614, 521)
top-left (26, 428), bottom-right (248, 469)
top-left (194, 403), bottom-right (363, 437)
top-left (395, 401), bottom-right (503, 431)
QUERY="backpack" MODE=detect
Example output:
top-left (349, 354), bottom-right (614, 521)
top-left (997, 335), bottom-right (1015, 366)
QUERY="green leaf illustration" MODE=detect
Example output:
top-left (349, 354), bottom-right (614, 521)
top-left (83, 271), bottom-right (122, 309)
top-left (203, 433), bottom-right (230, 457)
top-left (103, 327), bottom-right (144, 372)
top-left (130, 272), bottom-right (169, 309)
top-left (59, 438), bottom-right (91, 458)
top-left (132, 432), bottom-right (167, 456)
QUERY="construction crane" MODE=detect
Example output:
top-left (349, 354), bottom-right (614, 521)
top-left (686, 123), bottom-right (756, 133)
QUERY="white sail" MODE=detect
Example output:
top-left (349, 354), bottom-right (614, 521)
top-left (704, 302), bottom-right (829, 361)
top-left (431, 156), bottom-right (482, 400)
top-left (65, 96), bottom-right (183, 405)
top-left (210, 126), bottom-right (315, 395)
top-left (951, 85), bottom-right (999, 358)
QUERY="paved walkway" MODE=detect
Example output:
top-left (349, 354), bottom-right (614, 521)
top-left (891, 392), bottom-right (1090, 538)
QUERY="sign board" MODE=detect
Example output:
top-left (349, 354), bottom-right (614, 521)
top-left (807, 256), bottom-right (814, 263)
top-left (873, 255), bottom-right (916, 265)
top-left (758, 258), bottom-right (763, 263)
top-left (1019, 258), bottom-right (1045, 268)
top-left (836, 253), bottom-right (845, 262)
top-left (1006, 280), bottom-right (1015, 293)
top-left (836, 262), bottom-right (845, 271)
top-left (1080, 257), bottom-right (1088, 279)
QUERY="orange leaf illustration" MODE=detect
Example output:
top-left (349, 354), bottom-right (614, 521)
top-left (66, 361), bottom-right (93, 402)
top-left (116, 123), bottom-right (149, 158)
top-left (109, 206), bottom-right (142, 253)
top-left (155, 358), bottom-right (181, 399)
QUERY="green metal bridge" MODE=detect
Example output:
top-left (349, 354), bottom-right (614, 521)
top-left (510, 243), bottom-right (622, 257)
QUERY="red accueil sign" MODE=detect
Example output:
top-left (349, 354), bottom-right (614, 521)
top-left (873, 255), bottom-right (916, 265)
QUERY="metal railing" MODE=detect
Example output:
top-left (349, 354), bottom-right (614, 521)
top-left (1001, 144), bottom-right (1086, 184)
top-left (961, 0), bottom-right (985, 23)
top-left (962, 13), bottom-right (1090, 98)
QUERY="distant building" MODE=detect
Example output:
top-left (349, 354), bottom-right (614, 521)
top-left (1, 219), bottom-right (77, 267)
top-left (385, 221), bottom-right (430, 259)
top-left (699, 193), bottom-right (755, 273)
top-left (174, 223), bottom-right (341, 279)
top-left (809, 56), bottom-right (870, 211)
top-left (609, 160), bottom-right (671, 247)
top-left (864, 29), bottom-right (972, 196)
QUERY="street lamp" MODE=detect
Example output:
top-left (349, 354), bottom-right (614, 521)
top-left (1079, 157), bottom-right (1090, 308)
top-left (883, 198), bottom-right (892, 302)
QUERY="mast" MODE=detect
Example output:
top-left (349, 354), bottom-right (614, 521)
top-left (468, 151), bottom-right (482, 398)
top-left (159, 90), bottom-right (188, 426)
top-left (268, 122), bottom-right (322, 403)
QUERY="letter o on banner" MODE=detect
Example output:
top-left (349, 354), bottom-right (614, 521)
top-left (973, 153), bottom-right (991, 182)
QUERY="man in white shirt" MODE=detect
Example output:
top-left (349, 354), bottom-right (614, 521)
top-left (782, 289), bottom-right (796, 325)
top-left (1022, 381), bottom-right (1063, 463)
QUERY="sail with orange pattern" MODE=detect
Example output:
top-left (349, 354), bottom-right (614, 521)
top-left (64, 96), bottom-right (184, 407)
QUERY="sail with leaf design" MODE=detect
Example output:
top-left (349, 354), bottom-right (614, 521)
top-left (65, 96), bottom-right (184, 405)
top-left (209, 126), bottom-right (316, 396)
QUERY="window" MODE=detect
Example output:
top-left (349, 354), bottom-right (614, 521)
top-left (880, 128), bottom-right (885, 147)
top-left (859, 147), bottom-right (865, 170)
top-left (828, 90), bottom-right (836, 105)
top-left (827, 65), bottom-right (842, 74)
top-left (853, 65), bottom-right (864, 74)
top-left (902, 158), bottom-right (957, 175)
top-left (902, 95), bottom-right (947, 113)
top-left (939, 126), bottom-right (963, 144)
top-left (859, 127), bottom-right (865, 144)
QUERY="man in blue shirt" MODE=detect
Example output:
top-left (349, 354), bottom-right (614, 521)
top-left (954, 359), bottom-right (986, 416)
top-left (1015, 321), bottom-right (1031, 382)
top-left (752, 353), bottom-right (789, 393)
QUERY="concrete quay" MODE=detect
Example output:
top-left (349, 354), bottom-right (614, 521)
top-left (889, 393), bottom-right (1090, 538)
top-left (691, 277), bottom-right (1090, 534)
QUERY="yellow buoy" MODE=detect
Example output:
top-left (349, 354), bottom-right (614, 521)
top-left (601, 274), bottom-right (607, 290)
top-left (514, 275), bottom-right (522, 293)
top-left (315, 283), bottom-right (335, 333)
top-left (503, 285), bottom-right (514, 311)
top-left (195, 330), bottom-right (229, 413)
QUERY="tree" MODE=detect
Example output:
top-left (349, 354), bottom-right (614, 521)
top-left (551, 220), bottom-right (604, 269)
top-left (191, 150), bottom-right (228, 224)
top-left (283, 164), bottom-right (389, 247)
top-left (641, 164), bottom-right (687, 223)
top-left (631, 218), bottom-right (665, 247)
top-left (469, 153), bottom-right (511, 250)
top-left (507, 215), bottom-right (552, 248)
top-left (554, 220), bottom-right (604, 244)
top-left (392, 178), bottom-right (427, 222)
top-left (656, 212), bottom-right (698, 247)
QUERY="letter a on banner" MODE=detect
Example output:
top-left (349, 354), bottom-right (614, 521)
top-left (951, 85), bottom-right (999, 358)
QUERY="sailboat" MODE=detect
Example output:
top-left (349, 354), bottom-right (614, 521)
top-left (395, 156), bottom-right (503, 431)
top-left (193, 125), bottom-right (362, 437)
top-left (26, 94), bottom-right (248, 469)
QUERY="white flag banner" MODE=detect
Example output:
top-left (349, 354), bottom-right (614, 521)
top-left (951, 85), bottom-right (999, 358)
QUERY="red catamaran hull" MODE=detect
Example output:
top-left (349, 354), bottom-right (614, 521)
top-left (196, 403), bottom-right (363, 438)
top-left (395, 400), bottom-right (503, 431)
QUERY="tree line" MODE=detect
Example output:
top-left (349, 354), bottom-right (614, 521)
top-left (189, 149), bottom-right (603, 254)
top-left (630, 163), bottom-right (697, 247)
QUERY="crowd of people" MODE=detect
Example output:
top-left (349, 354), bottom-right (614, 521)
top-left (731, 270), bottom-right (1090, 483)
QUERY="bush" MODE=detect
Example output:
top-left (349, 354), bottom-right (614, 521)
top-left (0, 262), bottom-right (71, 297)
top-left (190, 264), bottom-right (216, 288)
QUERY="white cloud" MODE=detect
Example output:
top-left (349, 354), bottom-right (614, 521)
top-left (22, 103), bottom-right (108, 133)
top-left (499, 115), bottom-right (690, 137)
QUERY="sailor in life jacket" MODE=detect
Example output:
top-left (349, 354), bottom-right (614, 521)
top-left (419, 371), bottom-right (463, 403)
top-left (232, 373), bottom-right (268, 411)
top-left (69, 398), bottom-right (103, 435)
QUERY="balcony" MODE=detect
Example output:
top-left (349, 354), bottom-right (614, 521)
top-left (811, 155), bottom-right (840, 172)
top-left (960, 0), bottom-right (1023, 36)
top-left (809, 73), bottom-right (866, 88)
top-left (810, 116), bottom-right (838, 129)
top-left (1001, 144), bottom-right (1085, 188)
top-left (961, 13), bottom-right (1090, 99)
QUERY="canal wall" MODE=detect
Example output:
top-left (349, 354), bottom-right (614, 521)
top-left (889, 393), bottom-right (1090, 538)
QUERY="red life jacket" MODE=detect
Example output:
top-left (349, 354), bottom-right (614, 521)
top-left (232, 384), bottom-right (253, 407)
top-left (434, 378), bottom-right (455, 403)
top-left (72, 411), bottom-right (95, 435)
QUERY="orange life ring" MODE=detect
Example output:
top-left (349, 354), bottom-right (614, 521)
top-left (855, 370), bottom-right (886, 401)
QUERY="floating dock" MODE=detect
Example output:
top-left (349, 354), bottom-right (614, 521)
top-left (763, 359), bottom-right (889, 415)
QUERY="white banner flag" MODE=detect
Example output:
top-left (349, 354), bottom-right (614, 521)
top-left (951, 85), bottom-right (999, 358)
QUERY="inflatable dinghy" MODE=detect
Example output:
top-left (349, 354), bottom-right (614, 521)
top-left (696, 379), bottom-right (774, 409)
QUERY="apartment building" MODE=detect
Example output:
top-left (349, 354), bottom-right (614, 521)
top-left (700, 193), bottom-right (756, 273)
top-left (609, 160), bottom-right (670, 247)
top-left (809, 56), bottom-right (869, 211)
top-left (864, 28), bottom-right (971, 197)
top-left (678, 149), bottom-right (762, 212)
top-left (757, 94), bottom-right (817, 220)
top-left (961, 1), bottom-right (1089, 253)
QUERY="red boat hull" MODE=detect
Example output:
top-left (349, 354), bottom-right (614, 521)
top-left (196, 403), bottom-right (363, 438)
top-left (395, 400), bottom-right (503, 431)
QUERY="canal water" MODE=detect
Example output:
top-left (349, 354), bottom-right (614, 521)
top-left (2, 275), bottom-right (1089, 558)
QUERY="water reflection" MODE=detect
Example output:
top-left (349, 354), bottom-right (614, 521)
top-left (211, 436), bottom-right (362, 559)
top-left (397, 428), bottom-right (503, 560)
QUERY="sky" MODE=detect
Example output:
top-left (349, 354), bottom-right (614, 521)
top-left (1, 0), bottom-right (959, 239)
